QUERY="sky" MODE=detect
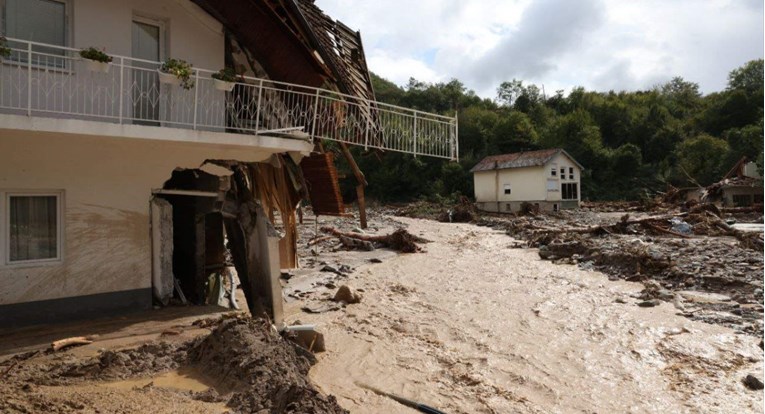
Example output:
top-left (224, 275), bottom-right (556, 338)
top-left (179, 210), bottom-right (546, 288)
top-left (315, 0), bottom-right (764, 99)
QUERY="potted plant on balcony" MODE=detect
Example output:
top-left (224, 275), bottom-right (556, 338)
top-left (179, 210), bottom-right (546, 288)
top-left (0, 36), bottom-right (11, 60)
top-left (79, 47), bottom-right (112, 73)
top-left (211, 68), bottom-right (238, 92)
top-left (158, 58), bottom-right (194, 90)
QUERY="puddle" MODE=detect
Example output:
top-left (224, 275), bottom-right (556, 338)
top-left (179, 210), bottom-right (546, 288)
top-left (102, 367), bottom-right (227, 394)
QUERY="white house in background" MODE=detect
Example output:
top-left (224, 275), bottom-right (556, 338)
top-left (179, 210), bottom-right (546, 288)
top-left (0, 0), bottom-right (457, 327)
top-left (471, 148), bottom-right (583, 213)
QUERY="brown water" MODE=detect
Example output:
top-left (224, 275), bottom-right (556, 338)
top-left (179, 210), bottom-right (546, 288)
top-left (102, 366), bottom-right (230, 395)
top-left (288, 218), bottom-right (764, 413)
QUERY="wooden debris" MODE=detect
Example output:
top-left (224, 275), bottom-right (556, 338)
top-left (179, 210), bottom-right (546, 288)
top-left (320, 227), bottom-right (429, 253)
top-left (51, 336), bottom-right (93, 352)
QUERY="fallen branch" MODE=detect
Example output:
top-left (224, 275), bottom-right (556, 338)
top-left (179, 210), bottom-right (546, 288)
top-left (307, 236), bottom-right (333, 246)
top-left (320, 227), bottom-right (429, 253)
top-left (51, 336), bottom-right (93, 352)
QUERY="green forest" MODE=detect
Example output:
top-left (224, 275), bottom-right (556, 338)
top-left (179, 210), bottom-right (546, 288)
top-left (337, 59), bottom-right (764, 202)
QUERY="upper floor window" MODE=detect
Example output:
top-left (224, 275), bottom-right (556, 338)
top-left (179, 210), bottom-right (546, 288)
top-left (560, 167), bottom-right (565, 178)
top-left (503, 184), bottom-right (511, 195)
top-left (569, 167), bottom-right (574, 180)
top-left (2, 0), bottom-right (69, 63)
top-left (550, 167), bottom-right (557, 177)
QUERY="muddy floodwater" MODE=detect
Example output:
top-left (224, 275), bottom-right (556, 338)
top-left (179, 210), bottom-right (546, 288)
top-left (287, 217), bottom-right (763, 413)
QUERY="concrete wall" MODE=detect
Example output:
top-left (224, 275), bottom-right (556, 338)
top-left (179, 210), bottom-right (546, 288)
top-left (0, 129), bottom-right (275, 307)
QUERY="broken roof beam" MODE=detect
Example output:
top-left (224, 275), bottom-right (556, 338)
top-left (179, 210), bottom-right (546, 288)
top-left (190, 0), bottom-right (330, 87)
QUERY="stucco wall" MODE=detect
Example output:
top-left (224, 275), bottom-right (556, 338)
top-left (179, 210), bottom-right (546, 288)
top-left (497, 166), bottom-right (546, 202)
top-left (473, 171), bottom-right (496, 202)
top-left (473, 166), bottom-right (546, 203)
top-left (74, 0), bottom-right (224, 70)
top-left (0, 129), bottom-right (274, 306)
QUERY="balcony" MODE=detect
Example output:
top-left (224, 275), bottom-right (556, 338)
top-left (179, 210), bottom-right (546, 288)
top-left (0, 38), bottom-right (458, 160)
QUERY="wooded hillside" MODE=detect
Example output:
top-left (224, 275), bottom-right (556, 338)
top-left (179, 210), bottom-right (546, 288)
top-left (336, 59), bottom-right (763, 202)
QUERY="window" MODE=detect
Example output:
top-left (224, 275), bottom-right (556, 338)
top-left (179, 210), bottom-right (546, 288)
top-left (4, 192), bottom-right (63, 264)
top-left (551, 167), bottom-right (557, 177)
top-left (546, 179), bottom-right (558, 191)
top-left (2, 0), bottom-right (69, 64)
top-left (569, 167), bottom-right (574, 180)
top-left (503, 184), bottom-right (511, 195)
top-left (562, 183), bottom-right (578, 200)
top-left (560, 168), bottom-right (565, 178)
top-left (732, 194), bottom-right (753, 207)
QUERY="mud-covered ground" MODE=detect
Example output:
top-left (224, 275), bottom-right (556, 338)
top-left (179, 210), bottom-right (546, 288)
top-left (396, 201), bottom-right (764, 337)
top-left (0, 316), bottom-right (346, 414)
top-left (284, 206), bottom-right (763, 413)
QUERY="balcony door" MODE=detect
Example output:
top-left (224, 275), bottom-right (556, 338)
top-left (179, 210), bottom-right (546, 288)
top-left (131, 18), bottom-right (164, 125)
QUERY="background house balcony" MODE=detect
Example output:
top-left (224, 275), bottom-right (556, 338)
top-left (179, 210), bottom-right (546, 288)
top-left (0, 38), bottom-right (458, 160)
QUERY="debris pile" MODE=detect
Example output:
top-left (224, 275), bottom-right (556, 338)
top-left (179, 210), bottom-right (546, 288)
top-left (463, 204), bottom-right (763, 336)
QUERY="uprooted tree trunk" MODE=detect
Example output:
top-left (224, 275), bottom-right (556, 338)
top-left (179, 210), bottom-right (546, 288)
top-left (320, 227), bottom-right (429, 253)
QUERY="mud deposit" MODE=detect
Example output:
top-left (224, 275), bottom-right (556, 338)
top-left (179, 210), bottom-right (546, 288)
top-left (286, 212), bottom-right (763, 413)
top-left (0, 317), bottom-right (346, 414)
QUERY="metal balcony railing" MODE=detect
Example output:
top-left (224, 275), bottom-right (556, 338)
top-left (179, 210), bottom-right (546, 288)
top-left (0, 38), bottom-right (458, 160)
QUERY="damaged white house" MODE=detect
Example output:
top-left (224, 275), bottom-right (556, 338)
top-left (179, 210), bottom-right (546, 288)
top-left (0, 0), bottom-right (457, 327)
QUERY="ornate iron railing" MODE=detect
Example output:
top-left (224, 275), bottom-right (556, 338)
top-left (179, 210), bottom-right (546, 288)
top-left (0, 38), bottom-right (458, 160)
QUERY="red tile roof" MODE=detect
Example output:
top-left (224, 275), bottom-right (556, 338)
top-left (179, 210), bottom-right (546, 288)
top-left (470, 148), bottom-right (584, 173)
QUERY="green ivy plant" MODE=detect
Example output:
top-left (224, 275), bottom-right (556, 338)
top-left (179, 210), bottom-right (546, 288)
top-left (79, 47), bottom-right (112, 63)
top-left (0, 36), bottom-right (11, 59)
top-left (211, 67), bottom-right (238, 83)
top-left (160, 58), bottom-right (194, 90)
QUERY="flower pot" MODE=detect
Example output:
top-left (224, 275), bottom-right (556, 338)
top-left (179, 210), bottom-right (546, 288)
top-left (213, 78), bottom-right (235, 92)
top-left (84, 59), bottom-right (110, 73)
top-left (158, 70), bottom-right (181, 87)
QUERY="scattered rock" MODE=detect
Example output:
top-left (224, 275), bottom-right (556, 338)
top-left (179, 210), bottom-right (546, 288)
top-left (638, 299), bottom-right (662, 308)
top-left (333, 285), bottom-right (362, 304)
top-left (743, 374), bottom-right (764, 390)
top-left (614, 297), bottom-right (628, 304)
top-left (368, 258), bottom-right (383, 263)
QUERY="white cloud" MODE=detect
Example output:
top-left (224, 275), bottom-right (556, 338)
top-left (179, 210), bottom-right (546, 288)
top-left (316, 0), bottom-right (764, 98)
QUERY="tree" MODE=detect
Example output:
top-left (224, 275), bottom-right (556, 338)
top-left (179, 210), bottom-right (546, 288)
top-left (660, 77), bottom-right (701, 119)
top-left (675, 134), bottom-right (731, 185)
top-left (491, 111), bottom-right (539, 153)
top-left (727, 59), bottom-right (764, 93)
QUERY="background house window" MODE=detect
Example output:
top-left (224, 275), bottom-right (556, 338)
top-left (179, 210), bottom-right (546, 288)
top-left (561, 183), bottom-right (578, 200)
top-left (560, 168), bottom-right (565, 177)
top-left (6, 193), bottom-right (62, 263)
top-left (551, 167), bottom-right (557, 177)
top-left (503, 184), bottom-right (511, 195)
top-left (569, 167), bottom-right (574, 180)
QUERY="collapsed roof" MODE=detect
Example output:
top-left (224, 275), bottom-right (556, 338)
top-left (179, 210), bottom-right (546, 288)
top-left (190, 0), bottom-right (375, 102)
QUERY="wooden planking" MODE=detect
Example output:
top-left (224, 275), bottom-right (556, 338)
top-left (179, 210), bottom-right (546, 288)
top-left (300, 152), bottom-right (345, 216)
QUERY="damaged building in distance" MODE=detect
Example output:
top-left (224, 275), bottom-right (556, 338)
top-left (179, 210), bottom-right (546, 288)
top-left (0, 0), bottom-right (457, 327)
top-left (471, 148), bottom-right (583, 213)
